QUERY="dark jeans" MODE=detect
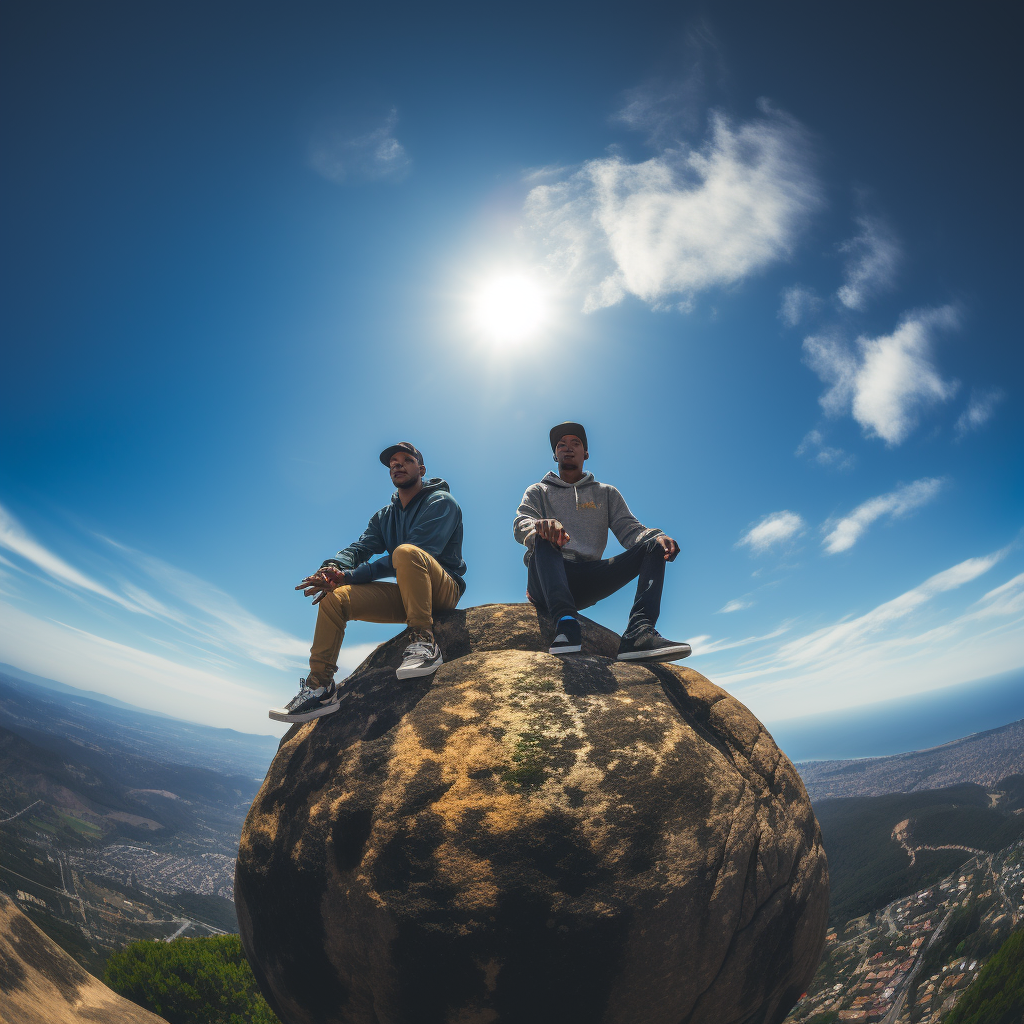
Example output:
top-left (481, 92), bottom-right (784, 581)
top-left (527, 536), bottom-right (669, 640)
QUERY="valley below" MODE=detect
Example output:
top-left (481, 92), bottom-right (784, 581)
top-left (0, 670), bottom-right (274, 975)
top-left (3, 666), bottom-right (1024, 1023)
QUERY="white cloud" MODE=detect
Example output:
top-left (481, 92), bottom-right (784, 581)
top-left (691, 624), bottom-right (791, 655)
top-left (779, 285), bottom-right (821, 328)
top-left (822, 477), bottom-right (945, 554)
top-left (613, 69), bottom-right (707, 146)
top-left (704, 545), bottom-right (1021, 721)
top-left (836, 215), bottom-right (901, 310)
top-left (803, 306), bottom-right (959, 444)
top-left (718, 598), bottom-right (753, 613)
top-left (524, 102), bottom-right (822, 313)
top-left (0, 503), bottom-right (398, 732)
top-left (795, 429), bottom-right (854, 469)
top-left (310, 108), bottom-right (410, 184)
top-left (0, 502), bottom-right (145, 614)
top-left (972, 573), bottom-right (1024, 618)
top-left (743, 549), bottom-right (1006, 671)
top-left (955, 387), bottom-right (1004, 438)
top-left (737, 511), bottom-right (806, 554)
top-left (110, 543), bottom-right (309, 670)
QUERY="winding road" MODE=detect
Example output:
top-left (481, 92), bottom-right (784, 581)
top-left (0, 799), bottom-right (41, 824)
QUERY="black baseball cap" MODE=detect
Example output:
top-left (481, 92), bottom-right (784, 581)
top-left (549, 421), bottom-right (588, 453)
top-left (379, 442), bottom-right (424, 467)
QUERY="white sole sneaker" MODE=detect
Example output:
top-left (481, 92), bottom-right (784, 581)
top-left (616, 643), bottom-right (692, 663)
top-left (268, 695), bottom-right (344, 724)
top-left (396, 650), bottom-right (443, 680)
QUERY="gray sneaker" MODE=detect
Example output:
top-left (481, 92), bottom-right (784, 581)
top-left (269, 678), bottom-right (342, 723)
top-left (396, 632), bottom-right (443, 679)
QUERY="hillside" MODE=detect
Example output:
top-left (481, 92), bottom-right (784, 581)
top-left (786, 839), bottom-right (1024, 1023)
top-left (0, 703), bottom-right (249, 974)
top-left (797, 718), bottom-right (1024, 800)
top-left (0, 890), bottom-right (168, 1023)
top-left (815, 782), bottom-right (1024, 925)
top-left (946, 925), bottom-right (1024, 1024)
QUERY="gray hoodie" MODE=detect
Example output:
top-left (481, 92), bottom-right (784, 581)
top-left (513, 472), bottom-right (663, 564)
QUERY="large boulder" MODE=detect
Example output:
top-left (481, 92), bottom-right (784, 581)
top-left (236, 604), bottom-right (828, 1024)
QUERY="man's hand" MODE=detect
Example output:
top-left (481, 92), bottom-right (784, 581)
top-left (534, 519), bottom-right (571, 548)
top-left (656, 536), bottom-right (680, 562)
top-left (294, 565), bottom-right (349, 605)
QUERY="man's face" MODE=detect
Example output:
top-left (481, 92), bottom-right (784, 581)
top-left (390, 452), bottom-right (425, 489)
top-left (554, 434), bottom-right (586, 470)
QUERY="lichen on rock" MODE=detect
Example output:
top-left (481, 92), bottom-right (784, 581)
top-left (235, 603), bottom-right (829, 1024)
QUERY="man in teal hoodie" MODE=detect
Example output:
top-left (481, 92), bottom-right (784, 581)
top-left (513, 422), bottom-right (690, 661)
top-left (270, 442), bottom-right (466, 723)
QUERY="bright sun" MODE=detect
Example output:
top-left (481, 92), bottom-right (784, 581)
top-left (470, 274), bottom-right (548, 344)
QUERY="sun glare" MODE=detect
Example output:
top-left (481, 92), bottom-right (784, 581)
top-left (470, 273), bottom-right (548, 344)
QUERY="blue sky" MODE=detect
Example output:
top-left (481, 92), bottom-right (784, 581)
top-left (1, 2), bottom-right (1021, 737)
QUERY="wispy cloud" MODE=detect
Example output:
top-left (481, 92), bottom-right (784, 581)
top-left (690, 624), bottom-right (791, 655)
top-left (803, 306), bottom-right (959, 444)
top-left (524, 100), bottom-right (822, 313)
top-left (836, 214), bottom-right (901, 310)
top-left (778, 285), bottom-right (821, 328)
top-left (0, 502), bottom-right (144, 614)
top-left (795, 429), bottom-right (853, 469)
top-left (737, 511), bottom-right (806, 554)
top-left (822, 477), bottom-right (945, 554)
top-left (0, 501), bottom-right (362, 731)
top-left (0, 600), bottom-right (375, 735)
top-left (309, 108), bottom-right (410, 185)
top-left (754, 551), bottom-right (1008, 667)
top-left (955, 387), bottom-right (1004, 438)
top-left (707, 545), bottom-right (1022, 719)
top-left (718, 598), bottom-right (753, 613)
top-left (972, 573), bottom-right (1024, 618)
top-left (108, 542), bottom-right (308, 670)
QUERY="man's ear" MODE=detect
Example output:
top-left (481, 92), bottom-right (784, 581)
top-left (583, 450), bottom-right (589, 461)
top-left (419, 464), bottom-right (426, 478)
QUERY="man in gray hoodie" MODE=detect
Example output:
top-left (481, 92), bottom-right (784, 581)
top-left (513, 422), bottom-right (691, 661)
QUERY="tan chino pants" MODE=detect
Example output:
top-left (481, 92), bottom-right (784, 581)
top-left (307, 543), bottom-right (460, 686)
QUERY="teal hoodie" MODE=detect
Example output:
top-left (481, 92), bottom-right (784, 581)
top-left (323, 478), bottom-right (466, 595)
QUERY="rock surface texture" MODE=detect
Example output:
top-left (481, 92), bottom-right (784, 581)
top-left (0, 892), bottom-right (167, 1024)
top-left (236, 604), bottom-right (829, 1024)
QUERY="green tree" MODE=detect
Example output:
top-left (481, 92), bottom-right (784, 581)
top-left (946, 928), bottom-right (1024, 1024)
top-left (104, 934), bottom-right (279, 1024)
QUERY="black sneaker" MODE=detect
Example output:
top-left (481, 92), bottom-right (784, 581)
top-left (549, 617), bottom-right (582, 655)
top-left (396, 632), bottom-right (443, 679)
top-left (616, 630), bottom-right (692, 663)
top-left (269, 678), bottom-right (342, 723)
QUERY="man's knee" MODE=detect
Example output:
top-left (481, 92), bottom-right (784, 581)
top-left (393, 543), bottom-right (428, 567)
top-left (641, 536), bottom-right (667, 557)
top-left (321, 584), bottom-right (353, 620)
top-left (533, 537), bottom-right (563, 558)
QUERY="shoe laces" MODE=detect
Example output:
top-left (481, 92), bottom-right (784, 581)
top-left (284, 679), bottom-right (317, 710)
top-left (404, 634), bottom-right (436, 658)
